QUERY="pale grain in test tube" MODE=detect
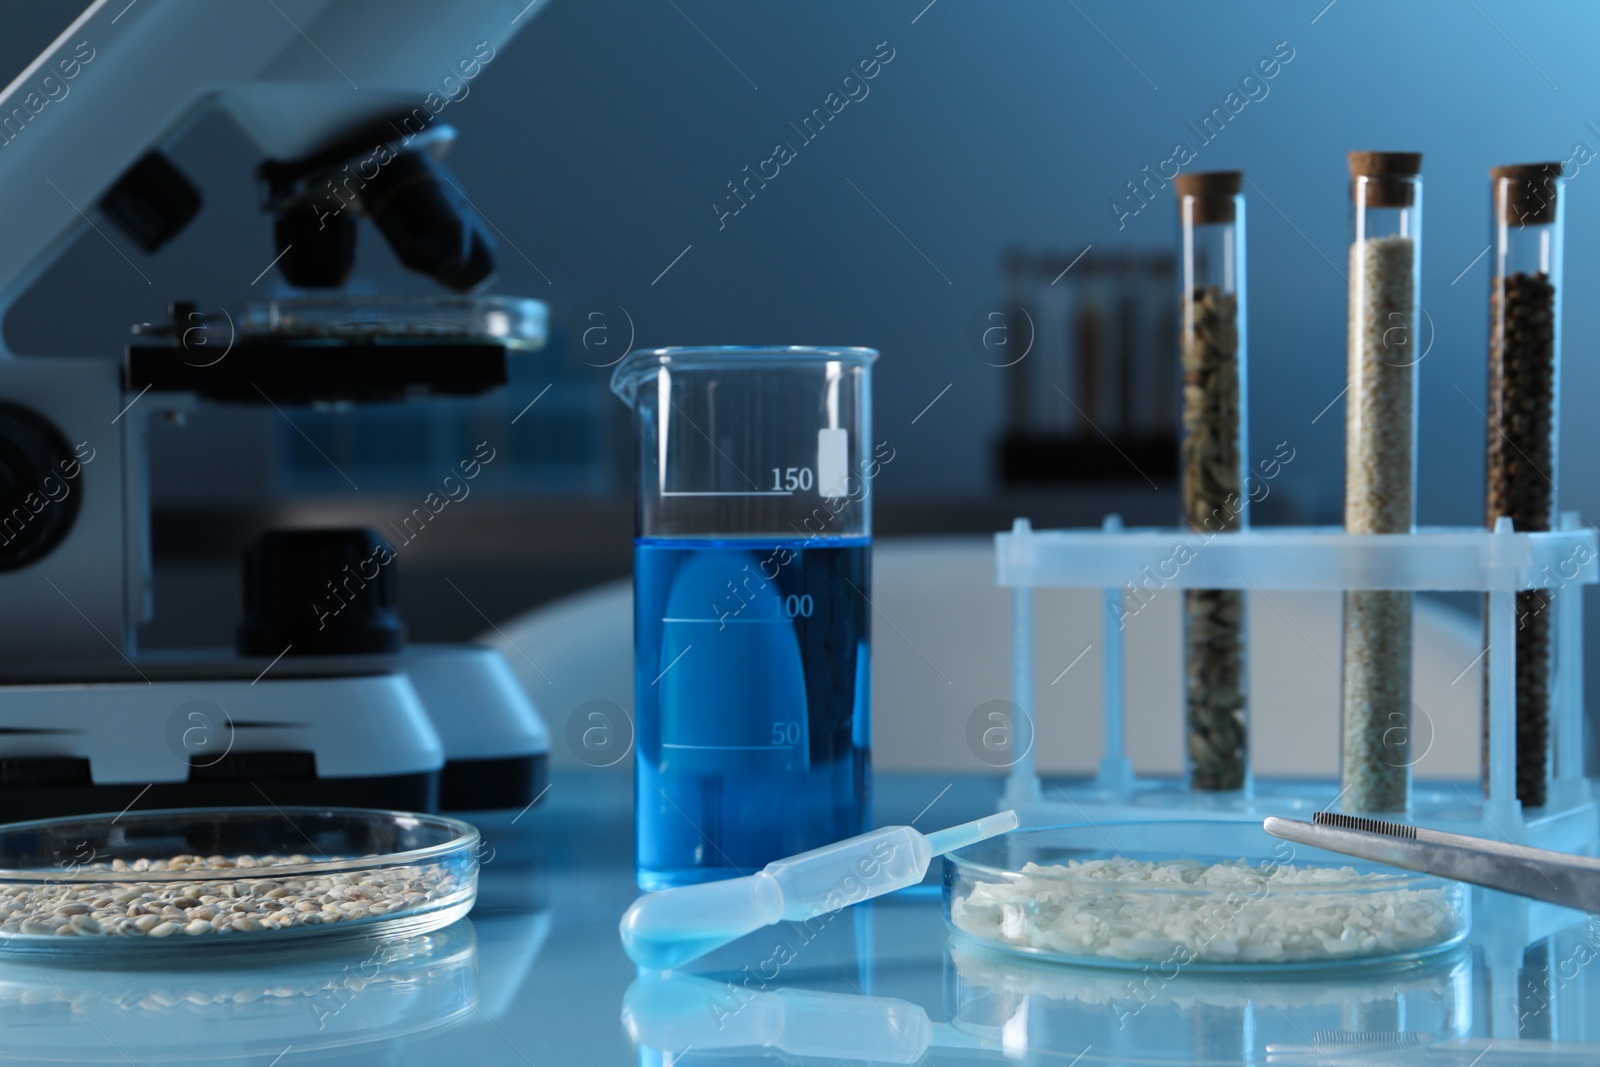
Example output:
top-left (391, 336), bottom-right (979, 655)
top-left (1341, 151), bottom-right (1422, 813)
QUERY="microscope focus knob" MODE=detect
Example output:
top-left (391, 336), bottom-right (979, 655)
top-left (0, 402), bottom-right (81, 572)
top-left (101, 151), bottom-right (202, 254)
top-left (238, 528), bottom-right (404, 657)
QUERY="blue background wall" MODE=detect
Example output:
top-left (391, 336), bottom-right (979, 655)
top-left (3, 1), bottom-right (1600, 758)
top-left (8, 0), bottom-right (1600, 515)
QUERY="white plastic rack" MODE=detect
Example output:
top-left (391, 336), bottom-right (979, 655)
top-left (995, 514), bottom-right (1598, 857)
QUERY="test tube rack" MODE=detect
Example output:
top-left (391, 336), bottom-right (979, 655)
top-left (996, 514), bottom-right (1599, 850)
top-left (995, 513), bottom-right (1600, 1016)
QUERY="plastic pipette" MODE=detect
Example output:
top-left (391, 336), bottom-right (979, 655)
top-left (619, 810), bottom-right (1019, 970)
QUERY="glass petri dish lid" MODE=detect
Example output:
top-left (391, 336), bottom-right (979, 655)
top-left (235, 294), bottom-right (547, 349)
top-left (944, 820), bottom-right (1469, 971)
top-left (0, 807), bottom-right (479, 960)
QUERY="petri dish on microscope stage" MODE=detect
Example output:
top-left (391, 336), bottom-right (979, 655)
top-left (0, 807), bottom-right (479, 960)
top-left (612, 346), bottom-right (879, 890)
top-left (234, 294), bottom-right (548, 348)
top-left (944, 820), bottom-right (1469, 972)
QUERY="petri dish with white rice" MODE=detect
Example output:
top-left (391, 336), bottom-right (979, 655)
top-left (945, 820), bottom-right (1468, 970)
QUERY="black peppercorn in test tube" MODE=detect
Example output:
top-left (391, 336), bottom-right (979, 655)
top-left (1485, 161), bottom-right (1565, 809)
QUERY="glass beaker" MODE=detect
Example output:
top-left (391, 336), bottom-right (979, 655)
top-left (611, 346), bottom-right (879, 889)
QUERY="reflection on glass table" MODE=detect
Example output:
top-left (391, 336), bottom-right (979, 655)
top-left (0, 921), bottom-right (478, 1064)
top-left (621, 952), bottom-right (1471, 1065)
top-left (623, 970), bottom-right (970, 1063)
top-left (621, 911), bottom-right (1600, 1066)
top-left (947, 939), bottom-right (1470, 1063)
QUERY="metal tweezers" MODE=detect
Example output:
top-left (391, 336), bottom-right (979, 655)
top-left (1263, 812), bottom-right (1600, 913)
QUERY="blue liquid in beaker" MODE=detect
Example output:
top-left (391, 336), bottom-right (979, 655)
top-left (634, 536), bottom-right (871, 889)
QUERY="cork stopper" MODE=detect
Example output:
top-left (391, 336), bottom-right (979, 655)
top-left (1492, 162), bottom-right (1563, 226)
top-left (1174, 170), bottom-right (1242, 225)
top-left (1349, 151), bottom-right (1422, 208)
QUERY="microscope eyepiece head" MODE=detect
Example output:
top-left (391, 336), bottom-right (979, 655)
top-left (257, 122), bottom-right (495, 292)
top-left (273, 204), bottom-right (358, 289)
top-left (361, 149), bottom-right (496, 292)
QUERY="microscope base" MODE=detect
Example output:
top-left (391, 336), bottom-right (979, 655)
top-left (0, 645), bottom-right (549, 820)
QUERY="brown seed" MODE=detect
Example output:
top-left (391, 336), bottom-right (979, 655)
top-left (1180, 283), bottom-right (1248, 792)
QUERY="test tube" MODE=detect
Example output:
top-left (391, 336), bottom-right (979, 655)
top-left (1342, 151), bottom-right (1422, 813)
top-left (1174, 171), bottom-right (1248, 792)
top-left (1485, 162), bottom-right (1565, 809)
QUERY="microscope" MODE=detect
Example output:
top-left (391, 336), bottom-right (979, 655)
top-left (0, 0), bottom-right (551, 820)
